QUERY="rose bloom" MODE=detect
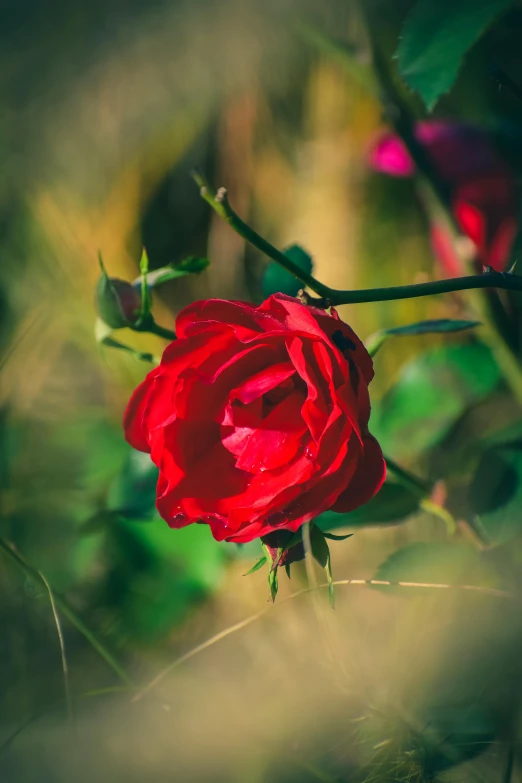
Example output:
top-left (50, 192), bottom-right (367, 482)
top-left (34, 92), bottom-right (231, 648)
top-left (124, 294), bottom-right (385, 543)
top-left (369, 121), bottom-right (518, 274)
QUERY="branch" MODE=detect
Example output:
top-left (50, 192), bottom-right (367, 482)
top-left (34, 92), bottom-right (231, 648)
top-left (325, 270), bottom-right (522, 306)
top-left (192, 175), bottom-right (522, 307)
top-left (192, 170), bottom-right (332, 300)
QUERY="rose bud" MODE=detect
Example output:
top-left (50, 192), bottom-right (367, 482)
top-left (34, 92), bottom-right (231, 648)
top-left (123, 294), bottom-right (385, 544)
top-left (95, 276), bottom-right (142, 329)
top-left (261, 529), bottom-right (306, 568)
top-left (368, 121), bottom-right (518, 273)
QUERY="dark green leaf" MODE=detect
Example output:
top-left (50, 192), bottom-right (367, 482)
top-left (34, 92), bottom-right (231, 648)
top-left (309, 524), bottom-right (330, 568)
top-left (396, 0), bottom-right (513, 110)
top-left (316, 482), bottom-right (420, 533)
top-left (262, 244), bottom-right (313, 298)
top-left (468, 441), bottom-right (522, 545)
top-left (371, 343), bottom-right (500, 459)
top-left (373, 542), bottom-right (497, 595)
top-left (366, 319), bottom-right (481, 357)
top-left (243, 556), bottom-right (267, 576)
top-left (322, 532), bottom-right (353, 541)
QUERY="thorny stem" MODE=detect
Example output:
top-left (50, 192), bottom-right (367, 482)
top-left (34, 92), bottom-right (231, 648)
top-left (192, 170), bottom-right (333, 300)
top-left (192, 173), bottom-right (522, 307)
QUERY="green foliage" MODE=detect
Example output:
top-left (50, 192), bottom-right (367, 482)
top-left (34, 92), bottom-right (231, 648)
top-left (371, 343), bottom-right (501, 459)
top-left (418, 706), bottom-right (495, 772)
top-left (107, 450), bottom-right (158, 520)
top-left (396, 0), bottom-right (514, 110)
top-left (366, 319), bottom-right (481, 357)
top-left (468, 441), bottom-right (522, 545)
top-left (262, 244), bottom-right (313, 298)
top-left (358, 704), bottom-right (494, 777)
top-left (316, 482), bottom-right (420, 532)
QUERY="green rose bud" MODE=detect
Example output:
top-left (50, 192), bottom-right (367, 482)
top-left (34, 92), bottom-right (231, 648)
top-left (95, 275), bottom-right (143, 329)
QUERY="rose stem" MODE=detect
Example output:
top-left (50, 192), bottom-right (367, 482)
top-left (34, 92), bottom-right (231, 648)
top-left (192, 172), bottom-right (522, 399)
top-left (135, 319), bottom-right (177, 341)
top-left (191, 169), bottom-right (333, 300)
top-left (0, 537), bottom-right (135, 688)
top-left (191, 175), bottom-right (522, 306)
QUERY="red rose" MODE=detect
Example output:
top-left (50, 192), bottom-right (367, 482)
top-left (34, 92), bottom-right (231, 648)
top-left (123, 294), bottom-right (385, 543)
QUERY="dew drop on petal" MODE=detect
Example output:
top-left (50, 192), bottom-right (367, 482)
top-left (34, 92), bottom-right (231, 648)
top-left (304, 446), bottom-right (315, 461)
top-left (171, 512), bottom-right (188, 525)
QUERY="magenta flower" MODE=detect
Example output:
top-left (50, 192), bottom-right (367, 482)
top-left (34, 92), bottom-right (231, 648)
top-left (369, 121), bottom-right (518, 274)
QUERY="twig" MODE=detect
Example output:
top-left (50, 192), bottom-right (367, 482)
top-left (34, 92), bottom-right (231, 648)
top-left (0, 537), bottom-right (135, 688)
top-left (37, 570), bottom-right (74, 724)
top-left (192, 170), bottom-right (332, 300)
top-left (192, 173), bottom-right (522, 306)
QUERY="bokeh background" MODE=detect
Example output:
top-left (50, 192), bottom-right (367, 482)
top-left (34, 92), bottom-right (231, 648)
top-left (3, 1), bottom-right (522, 780)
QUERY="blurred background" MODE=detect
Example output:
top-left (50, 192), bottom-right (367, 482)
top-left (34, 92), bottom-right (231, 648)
top-left (3, 0), bottom-right (522, 780)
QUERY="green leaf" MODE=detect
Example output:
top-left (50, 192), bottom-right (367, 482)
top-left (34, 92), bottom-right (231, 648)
top-left (268, 567), bottom-right (279, 602)
top-left (139, 248), bottom-right (152, 319)
top-left (322, 532), bottom-right (353, 541)
top-left (107, 450), bottom-right (159, 519)
top-left (373, 542), bottom-right (496, 595)
top-left (371, 343), bottom-right (500, 460)
top-left (468, 441), bottom-right (522, 545)
top-left (309, 525), bottom-right (334, 607)
top-left (366, 319), bottom-right (481, 357)
top-left (316, 482), bottom-right (420, 533)
top-left (262, 244), bottom-right (313, 298)
top-left (396, 0), bottom-right (513, 110)
top-left (309, 524), bottom-right (330, 568)
top-left (243, 556), bottom-right (267, 576)
top-left (141, 256), bottom-right (210, 288)
top-left (95, 319), bottom-right (158, 364)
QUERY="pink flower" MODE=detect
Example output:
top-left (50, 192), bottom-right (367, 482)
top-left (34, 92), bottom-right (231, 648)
top-left (369, 122), bottom-right (518, 273)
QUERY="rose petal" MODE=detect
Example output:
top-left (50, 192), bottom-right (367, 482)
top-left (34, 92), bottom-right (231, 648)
top-left (331, 435), bottom-right (386, 513)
